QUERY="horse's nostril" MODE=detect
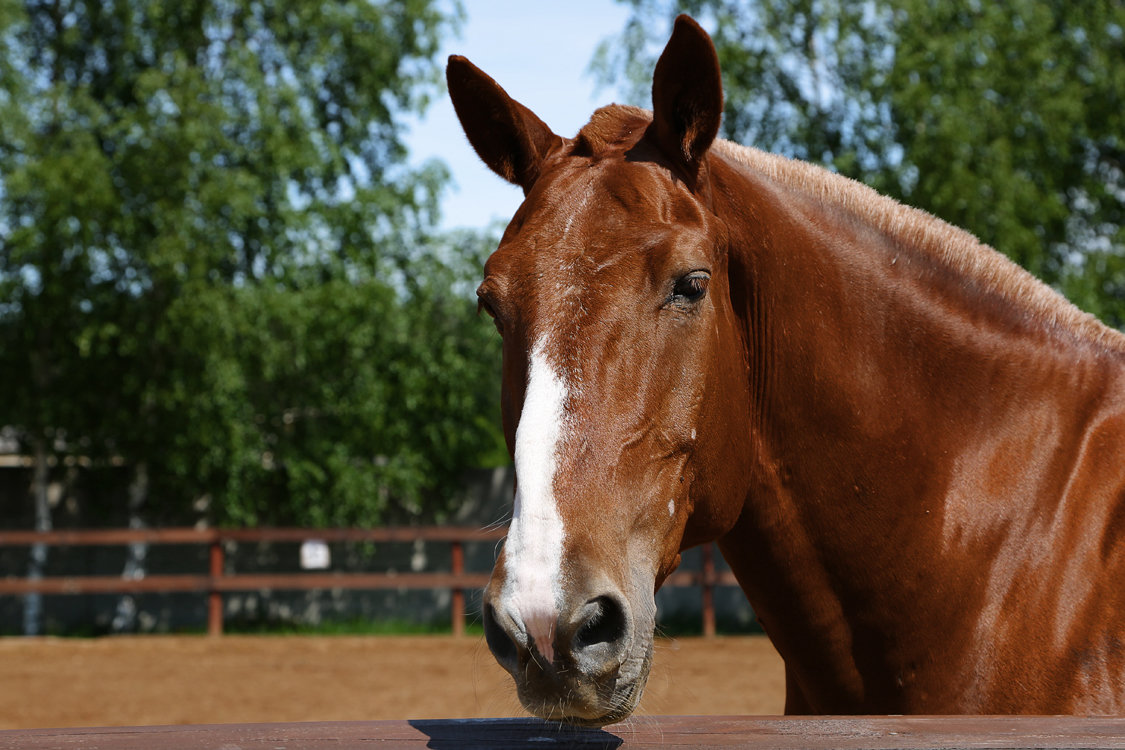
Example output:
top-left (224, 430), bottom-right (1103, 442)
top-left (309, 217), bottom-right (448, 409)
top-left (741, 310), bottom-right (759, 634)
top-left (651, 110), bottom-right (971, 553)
top-left (574, 595), bottom-right (628, 652)
top-left (483, 602), bottom-right (518, 667)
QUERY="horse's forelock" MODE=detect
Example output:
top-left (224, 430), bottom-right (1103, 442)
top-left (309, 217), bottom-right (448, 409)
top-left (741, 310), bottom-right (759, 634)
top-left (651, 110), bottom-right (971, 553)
top-left (572, 105), bottom-right (651, 157)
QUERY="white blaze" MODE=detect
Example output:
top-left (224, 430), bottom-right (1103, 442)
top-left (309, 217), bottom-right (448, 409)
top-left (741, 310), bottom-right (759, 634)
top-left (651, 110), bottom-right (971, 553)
top-left (502, 338), bottom-right (568, 664)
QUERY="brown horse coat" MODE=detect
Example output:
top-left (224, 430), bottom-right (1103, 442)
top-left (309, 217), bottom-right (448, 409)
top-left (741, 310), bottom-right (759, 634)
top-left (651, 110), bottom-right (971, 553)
top-left (448, 15), bottom-right (1125, 722)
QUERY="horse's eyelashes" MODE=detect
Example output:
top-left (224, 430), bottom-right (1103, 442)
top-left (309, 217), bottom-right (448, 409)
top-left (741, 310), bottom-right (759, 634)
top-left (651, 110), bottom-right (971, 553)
top-left (670, 272), bottom-right (710, 305)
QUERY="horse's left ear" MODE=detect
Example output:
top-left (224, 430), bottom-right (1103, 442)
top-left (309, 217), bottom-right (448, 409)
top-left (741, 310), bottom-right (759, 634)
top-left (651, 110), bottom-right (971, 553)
top-left (649, 15), bottom-right (723, 184)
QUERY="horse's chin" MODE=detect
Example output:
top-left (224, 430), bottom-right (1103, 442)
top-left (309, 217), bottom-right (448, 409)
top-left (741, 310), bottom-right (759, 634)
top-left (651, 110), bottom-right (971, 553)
top-left (517, 636), bottom-right (654, 728)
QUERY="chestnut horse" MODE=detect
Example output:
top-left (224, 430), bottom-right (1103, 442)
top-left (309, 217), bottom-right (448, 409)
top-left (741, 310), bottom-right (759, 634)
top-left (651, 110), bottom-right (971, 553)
top-left (448, 15), bottom-right (1125, 724)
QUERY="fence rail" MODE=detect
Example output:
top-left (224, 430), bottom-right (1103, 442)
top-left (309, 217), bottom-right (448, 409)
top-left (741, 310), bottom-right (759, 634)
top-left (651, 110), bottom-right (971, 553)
top-left (7, 716), bottom-right (1125, 749)
top-left (0, 527), bottom-right (734, 636)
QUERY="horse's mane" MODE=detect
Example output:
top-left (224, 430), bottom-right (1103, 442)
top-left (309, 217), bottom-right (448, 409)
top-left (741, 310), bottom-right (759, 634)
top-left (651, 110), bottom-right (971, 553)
top-left (572, 104), bottom-right (1123, 353)
top-left (710, 138), bottom-right (1125, 354)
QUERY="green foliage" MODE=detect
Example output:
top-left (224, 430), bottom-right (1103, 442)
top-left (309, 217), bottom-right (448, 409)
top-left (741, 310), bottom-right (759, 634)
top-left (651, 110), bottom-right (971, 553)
top-left (186, 231), bottom-right (504, 527)
top-left (0, 0), bottom-right (505, 526)
top-left (596, 0), bottom-right (1125, 326)
top-left (884, 0), bottom-right (1124, 324)
top-left (594, 0), bottom-right (897, 171)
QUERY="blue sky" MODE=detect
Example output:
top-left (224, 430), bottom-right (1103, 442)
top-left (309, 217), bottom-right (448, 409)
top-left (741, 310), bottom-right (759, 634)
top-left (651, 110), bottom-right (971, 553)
top-left (404, 1), bottom-right (636, 230)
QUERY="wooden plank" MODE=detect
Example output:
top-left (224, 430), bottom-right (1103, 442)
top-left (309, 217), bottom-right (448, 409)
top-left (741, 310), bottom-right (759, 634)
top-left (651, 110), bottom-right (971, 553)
top-left (210, 572), bottom-right (494, 591)
top-left (0, 575), bottom-right (213, 595)
top-left (3, 716), bottom-right (1125, 749)
top-left (218, 527), bottom-right (507, 543)
top-left (0, 528), bottom-right (216, 546)
top-left (0, 526), bottom-right (508, 547)
top-left (0, 572), bottom-right (493, 596)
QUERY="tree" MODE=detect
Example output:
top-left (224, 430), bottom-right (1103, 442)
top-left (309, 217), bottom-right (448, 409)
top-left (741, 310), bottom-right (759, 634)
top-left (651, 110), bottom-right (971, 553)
top-left (0, 0), bottom-right (504, 631)
top-left (594, 0), bottom-right (897, 172)
top-left (595, 0), bottom-right (1125, 325)
top-left (884, 0), bottom-right (1124, 324)
top-left (182, 228), bottom-right (505, 529)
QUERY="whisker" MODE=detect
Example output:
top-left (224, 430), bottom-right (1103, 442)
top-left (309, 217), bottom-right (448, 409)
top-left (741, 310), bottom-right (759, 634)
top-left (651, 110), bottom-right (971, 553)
top-left (481, 511), bottom-right (512, 534)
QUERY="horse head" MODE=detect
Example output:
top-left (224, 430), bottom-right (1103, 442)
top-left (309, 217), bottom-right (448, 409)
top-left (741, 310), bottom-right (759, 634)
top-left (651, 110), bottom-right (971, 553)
top-left (448, 16), bottom-right (753, 725)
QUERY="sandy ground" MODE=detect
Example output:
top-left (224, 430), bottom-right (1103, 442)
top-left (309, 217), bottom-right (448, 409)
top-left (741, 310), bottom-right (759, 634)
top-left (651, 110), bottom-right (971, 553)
top-left (0, 634), bottom-right (784, 729)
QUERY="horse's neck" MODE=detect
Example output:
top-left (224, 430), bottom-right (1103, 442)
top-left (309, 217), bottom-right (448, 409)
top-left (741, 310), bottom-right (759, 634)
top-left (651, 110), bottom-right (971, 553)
top-left (717, 151), bottom-right (1123, 520)
top-left (712, 154), bottom-right (1125, 712)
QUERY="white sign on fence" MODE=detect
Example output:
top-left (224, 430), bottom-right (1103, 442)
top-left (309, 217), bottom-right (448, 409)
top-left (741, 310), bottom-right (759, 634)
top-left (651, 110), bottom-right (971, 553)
top-left (300, 540), bottom-right (331, 570)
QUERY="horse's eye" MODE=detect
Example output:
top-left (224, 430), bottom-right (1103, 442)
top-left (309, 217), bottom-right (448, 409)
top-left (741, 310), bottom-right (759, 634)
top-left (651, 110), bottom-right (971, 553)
top-left (477, 297), bottom-right (504, 334)
top-left (670, 271), bottom-right (710, 305)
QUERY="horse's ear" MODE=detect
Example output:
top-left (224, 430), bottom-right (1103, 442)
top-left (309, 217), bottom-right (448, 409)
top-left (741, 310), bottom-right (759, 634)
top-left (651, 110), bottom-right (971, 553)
top-left (447, 55), bottom-right (562, 194)
top-left (649, 15), bottom-right (723, 184)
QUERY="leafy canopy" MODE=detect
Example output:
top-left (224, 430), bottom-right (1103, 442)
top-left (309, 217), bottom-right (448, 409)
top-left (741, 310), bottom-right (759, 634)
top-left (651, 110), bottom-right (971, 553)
top-left (0, 0), bottom-right (504, 526)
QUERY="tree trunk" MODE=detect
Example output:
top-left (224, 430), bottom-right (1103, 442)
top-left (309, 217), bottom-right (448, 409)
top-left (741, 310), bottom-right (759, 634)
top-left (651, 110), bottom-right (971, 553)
top-left (23, 437), bottom-right (51, 636)
top-left (112, 462), bottom-right (149, 633)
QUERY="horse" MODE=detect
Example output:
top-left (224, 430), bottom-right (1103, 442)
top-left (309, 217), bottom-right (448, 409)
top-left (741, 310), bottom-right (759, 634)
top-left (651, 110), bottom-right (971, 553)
top-left (446, 15), bottom-right (1125, 725)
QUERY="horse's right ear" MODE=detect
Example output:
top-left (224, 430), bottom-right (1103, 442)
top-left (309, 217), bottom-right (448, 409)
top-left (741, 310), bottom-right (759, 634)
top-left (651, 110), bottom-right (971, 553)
top-left (649, 15), bottom-right (723, 185)
top-left (447, 56), bottom-right (562, 194)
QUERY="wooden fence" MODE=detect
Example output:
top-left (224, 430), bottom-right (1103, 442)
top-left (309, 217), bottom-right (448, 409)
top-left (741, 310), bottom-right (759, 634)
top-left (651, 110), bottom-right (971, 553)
top-left (5, 716), bottom-right (1125, 749)
top-left (0, 527), bottom-right (736, 636)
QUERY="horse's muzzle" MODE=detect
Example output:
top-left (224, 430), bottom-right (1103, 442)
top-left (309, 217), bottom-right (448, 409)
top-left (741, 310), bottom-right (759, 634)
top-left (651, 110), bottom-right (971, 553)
top-left (482, 586), bottom-right (652, 726)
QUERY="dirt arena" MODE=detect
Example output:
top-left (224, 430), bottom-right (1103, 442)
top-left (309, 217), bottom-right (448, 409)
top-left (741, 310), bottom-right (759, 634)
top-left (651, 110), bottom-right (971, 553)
top-left (0, 634), bottom-right (784, 729)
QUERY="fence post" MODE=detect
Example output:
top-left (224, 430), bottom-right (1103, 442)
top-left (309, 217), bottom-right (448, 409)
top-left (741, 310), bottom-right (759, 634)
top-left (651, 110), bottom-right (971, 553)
top-left (208, 537), bottom-right (224, 637)
top-left (701, 542), bottom-right (716, 637)
top-left (451, 540), bottom-right (465, 638)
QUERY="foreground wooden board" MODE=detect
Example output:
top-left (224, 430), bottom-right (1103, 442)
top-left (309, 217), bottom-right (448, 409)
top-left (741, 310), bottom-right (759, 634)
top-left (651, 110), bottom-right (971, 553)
top-left (2, 716), bottom-right (1125, 749)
